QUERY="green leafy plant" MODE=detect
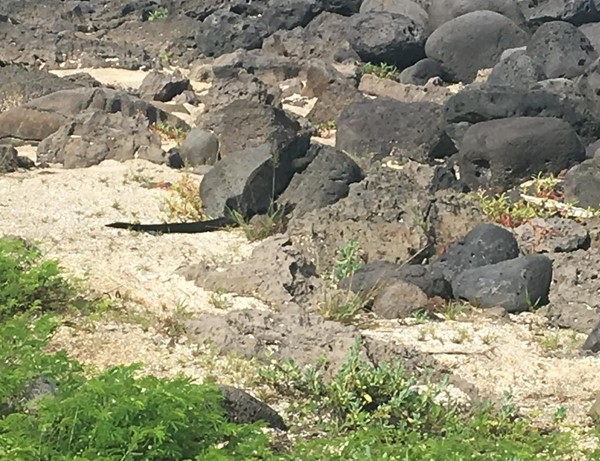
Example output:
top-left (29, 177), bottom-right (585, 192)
top-left (360, 62), bottom-right (399, 80)
top-left (0, 237), bottom-right (77, 321)
top-left (148, 8), bottom-right (168, 21)
top-left (331, 241), bottom-right (363, 282)
top-left (209, 290), bottom-right (232, 310)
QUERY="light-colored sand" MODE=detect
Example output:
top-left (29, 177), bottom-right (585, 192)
top-left (0, 159), bottom-right (268, 386)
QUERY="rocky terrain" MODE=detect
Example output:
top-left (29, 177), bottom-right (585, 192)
top-left (4, 0), bottom-right (600, 457)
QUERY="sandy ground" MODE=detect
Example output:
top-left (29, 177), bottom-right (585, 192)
top-left (0, 159), bottom-right (269, 387)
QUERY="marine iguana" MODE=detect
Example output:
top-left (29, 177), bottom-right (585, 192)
top-left (105, 216), bottom-right (235, 234)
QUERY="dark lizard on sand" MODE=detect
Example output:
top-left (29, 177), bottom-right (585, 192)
top-left (105, 216), bottom-right (235, 234)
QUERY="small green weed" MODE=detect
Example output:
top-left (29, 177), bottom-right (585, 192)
top-left (313, 120), bottom-right (336, 138)
top-left (159, 51), bottom-right (173, 65)
top-left (148, 7), bottom-right (168, 21)
top-left (331, 240), bottom-right (363, 282)
top-left (208, 290), bottom-right (232, 310)
top-left (317, 288), bottom-right (372, 324)
top-left (150, 122), bottom-right (187, 145)
top-left (360, 62), bottom-right (399, 80)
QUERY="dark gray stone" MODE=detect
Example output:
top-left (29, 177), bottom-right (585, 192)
top-left (36, 110), bottom-right (166, 169)
top-left (432, 223), bottom-right (520, 284)
top-left (277, 144), bottom-right (363, 217)
top-left (0, 87), bottom-right (188, 144)
top-left (179, 129), bottom-right (219, 166)
top-left (399, 58), bottom-right (449, 85)
top-left (199, 143), bottom-right (298, 219)
top-left (487, 51), bottom-right (546, 89)
top-left (562, 158), bottom-right (600, 208)
top-left (196, 9), bottom-right (269, 57)
top-left (198, 100), bottom-right (310, 159)
top-left (347, 12), bottom-right (426, 70)
top-left (444, 84), bottom-right (600, 147)
top-left (359, 0), bottom-right (429, 29)
top-left (428, 0), bottom-right (527, 31)
top-left (319, 0), bottom-right (363, 15)
top-left (200, 70), bottom-right (281, 114)
top-left (138, 70), bottom-right (191, 102)
top-left (525, 21), bottom-right (598, 79)
top-left (262, 13), bottom-right (359, 64)
top-left (336, 98), bottom-right (456, 162)
top-left (219, 384), bottom-right (287, 430)
top-left (457, 116), bottom-right (585, 191)
top-left (208, 49), bottom-right (301, 86)
top-left (425, 11), bottom-right (529, 83)
top-left (521, 0), bottom-right (600, 27)
top-left (340, 260), bottom-right (454, 299)
top-left (452, 254), bottom-right (553, 312)
top-left (262, 0), bottom-right (320, 34)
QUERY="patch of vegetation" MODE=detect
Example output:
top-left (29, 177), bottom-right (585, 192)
top-left (0, 237), bottom-right (109, 321)
top-left (0, 236), bottom-right (594, 460)
top-left (150, 122), bottom-right (187, 145)
top-left (147, 7), bottom-right (168, 21)
top-left (313, 120), bottom-right (336, 138)
top-left (208, 290), bottom-right (233, 310)
top-left (331, 240), bottom-right (363, 283)
top-left (318, 288), bottom-right (372, 324)
top-left (360, 62), bottom-right (399, 80)
top-left (227, 204), bottom-right (287, 242)
top-left (259, 338), bottom-right (579, 460)
top-left (161, 173), bottom-right (206, 222)
top-left (473, 172), bottom-right (599, 228)
top-left (317, 241), bottom-right (371, 323)
top-left (0, 333), bottom-right (269, 459)
top-left (159, 51), bottom-right (173, 65)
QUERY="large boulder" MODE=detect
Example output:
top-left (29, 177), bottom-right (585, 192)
top-left (525, 21), bottom-right (598, 79)
top-left (452, 255), bottom-right (553, 312)
top-left (276, 144), bottom-right (364, 217)
top-left (457, 116), bottom-right (585, 191)
top-left (521, 0), bottom-right (600, 27)
top-left (199, 143), bottom-right (301, 219)
top-left (359, 0), bottom-right (430, 30)
top-left (36, 111), bottom-right (165, 169)
top-left (196, 9), bottom-right (269, 57)
top-left (425, 11), bottom-right (529, 82)
top-left (347, 12), bottom-right (426, 69)
top-left (336, 98), bottom-right (456, 163)
top-left (428, 0), bottom-right (526, 31)
top-left (197, 100), bottom-right (310, 159)
top-left (444, 84), bottom-right (600, 148)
